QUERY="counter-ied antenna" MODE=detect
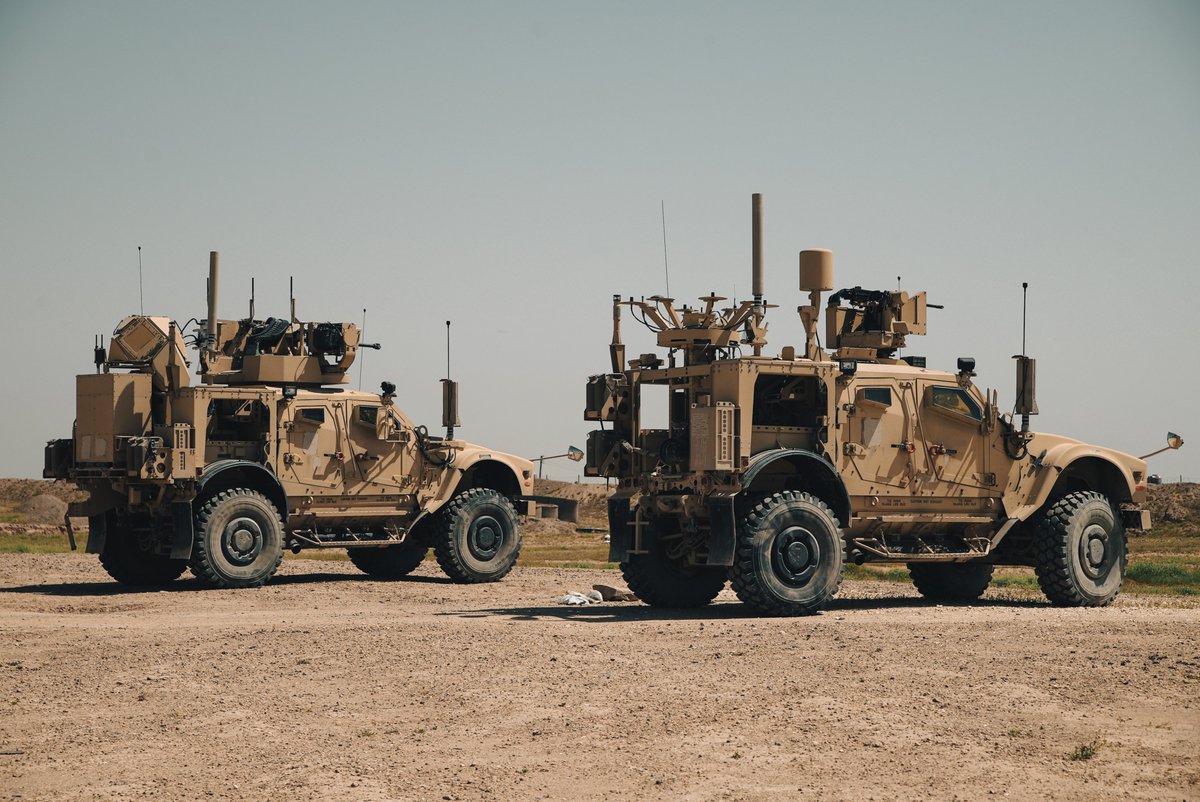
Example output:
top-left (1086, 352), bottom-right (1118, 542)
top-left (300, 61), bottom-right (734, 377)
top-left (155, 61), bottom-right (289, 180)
top-left (1012, 281), bottom-right (1038, 446)
top-left (441, 320), bottom-right (459, 439)
top-left (249, 278), bottom-right (255, 322)
top-left (137, 246), bottom-right (144, 315)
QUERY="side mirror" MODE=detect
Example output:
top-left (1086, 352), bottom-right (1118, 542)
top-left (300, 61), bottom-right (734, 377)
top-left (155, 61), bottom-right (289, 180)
top-left (1139, 431), bottom-right (1185, 460)
top-left (567, 446), bottom-right (584, 462)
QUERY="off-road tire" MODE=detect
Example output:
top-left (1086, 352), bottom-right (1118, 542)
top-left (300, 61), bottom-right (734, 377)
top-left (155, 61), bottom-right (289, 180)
top-left (433, 489), bottom-right (521, 583)
top-left (1032, 491), bottom-right (1126, 607)
top-left (908, 562), bottom-right (994, 602)
top-left (348, 539), bottom-right (428, 579)
top-left (619, 526), bottom-right (727, 608)
top-left (98, 519), bottom-right (188, 586)
top-left (190, 489), bottom-right (285, 589)
top-left (729, 491), bottom-right (844, 616)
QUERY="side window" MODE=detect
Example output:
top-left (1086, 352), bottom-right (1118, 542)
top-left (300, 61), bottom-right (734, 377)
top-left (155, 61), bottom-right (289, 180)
top-left (356, 405), bottom-right (379, 427)
top-left (298, 407), bottom-right (326, 425)
top-left (858, 387), bottom-right (892, 408)
top-left (928, 386), bottom-right (981, 421)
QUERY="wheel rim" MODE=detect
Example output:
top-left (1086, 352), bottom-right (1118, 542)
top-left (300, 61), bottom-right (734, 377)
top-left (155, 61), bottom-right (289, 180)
top-left (771, 525), bottom-right (821, 587)
top-left (222, 516), bottom-right (264, 566)
top-left (1078, 522), bottom-right (1112, 580)
top-left (467, 514), bottom-right (505, 562)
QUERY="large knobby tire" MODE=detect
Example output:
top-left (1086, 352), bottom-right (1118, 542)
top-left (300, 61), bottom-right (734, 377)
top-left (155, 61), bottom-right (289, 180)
top-left (908, 562), bottom-right (994, 602)
top-left (729, 491), bottom-right (844, 616)
top-left (1033, 491), bottom-right (1126, 607)
top-left (348, 539), bottom-right (428, 579)
top-left (98, 518), bottom-right (188, 586)
top-left (619, 525), bottom-right (727, 609)
top-left (433, 489), bottom-right (521, 583)
top-left (190, 489), bottom-right (285, 589)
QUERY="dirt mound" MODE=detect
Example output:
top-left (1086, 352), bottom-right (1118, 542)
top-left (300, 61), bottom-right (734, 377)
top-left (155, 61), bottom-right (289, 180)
top-left (534, 479), bottom-right (611, 522)
top-left (0, 479), bottom-right (85, 506)
top-left (17, 494), bottom-right (69, 524)
top-left (1146, 483), bottom-right (1200, 531)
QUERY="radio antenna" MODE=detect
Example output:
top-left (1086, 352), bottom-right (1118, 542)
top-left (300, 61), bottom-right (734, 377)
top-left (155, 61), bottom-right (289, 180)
top-left (445, 320), bottom-right (452, 380)
top-left (358, 308), bottom-right (367, 390)
top-left (1021, 282), bottom-right (1029, 355)
top-left (137, 246), bottom-right (144, 315)
top-left (660, 200), bottom-right (671, 298)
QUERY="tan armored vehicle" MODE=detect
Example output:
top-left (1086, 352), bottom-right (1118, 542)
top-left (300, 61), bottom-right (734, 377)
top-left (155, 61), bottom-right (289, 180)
top-left (45, 252), bottom-right (536, 589)
top-left (585, 195), bottom-right (1173, 615)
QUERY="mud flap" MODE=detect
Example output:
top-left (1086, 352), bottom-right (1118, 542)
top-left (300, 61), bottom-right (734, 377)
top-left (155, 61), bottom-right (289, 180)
top-left (85, 513), bottom-right (107, 555)
top-left (706, 493), bottom-right (737, 566)
top-left (607, 497), bottom-right (632, 563)
top-left (170, 501), bottom-right (194, 560)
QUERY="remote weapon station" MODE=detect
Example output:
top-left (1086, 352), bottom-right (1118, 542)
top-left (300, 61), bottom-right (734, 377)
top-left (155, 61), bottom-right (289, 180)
top-left (585, 195), bottom-right (1172, 615)
top-left (46, 253), bottom-right (536, 588)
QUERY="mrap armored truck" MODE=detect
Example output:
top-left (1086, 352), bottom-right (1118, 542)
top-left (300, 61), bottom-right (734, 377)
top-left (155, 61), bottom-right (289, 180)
top-left (585, 194), bottom-right (1171, 615)
top-left (45, 252), bottom-right (536, 589)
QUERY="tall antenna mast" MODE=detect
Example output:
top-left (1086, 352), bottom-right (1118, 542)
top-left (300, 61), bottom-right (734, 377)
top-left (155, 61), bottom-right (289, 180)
top-left (1021, 281), bottom-right (1028, 355)
top-left (442, 320), bottom-right (458, 440)
top-left (358, 308), bottom-right (367, 390)
top-left (137, 246), bottom-right (144, 315)
top-left (660, 200), bottom-right (671, 297)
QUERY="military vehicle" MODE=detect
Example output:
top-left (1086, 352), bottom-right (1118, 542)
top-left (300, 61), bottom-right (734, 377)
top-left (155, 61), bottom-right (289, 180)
top-left (585, 195), bottom-right (1176, 615)
top-left (45, 252), bottom-right (537, 589)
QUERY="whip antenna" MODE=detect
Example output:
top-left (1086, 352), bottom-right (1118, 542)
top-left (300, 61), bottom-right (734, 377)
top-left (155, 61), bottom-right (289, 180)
top-left (661, 200), bottom-right (670, 298)
top-left (138, 246), bottom-right (144, 315)
top-left (358, 308), bottom-right (367, 390)
top-left (1021, 281), bottom-right (1028, 355)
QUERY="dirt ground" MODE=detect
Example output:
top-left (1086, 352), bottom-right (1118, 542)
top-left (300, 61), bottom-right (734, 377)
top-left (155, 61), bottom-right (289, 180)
top-left (1, 554), bottom-right (1197, 802)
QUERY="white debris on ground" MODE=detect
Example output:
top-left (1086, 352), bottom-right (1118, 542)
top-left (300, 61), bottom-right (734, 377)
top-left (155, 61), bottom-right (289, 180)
top-left (556, 585), bottom-right (638, 605)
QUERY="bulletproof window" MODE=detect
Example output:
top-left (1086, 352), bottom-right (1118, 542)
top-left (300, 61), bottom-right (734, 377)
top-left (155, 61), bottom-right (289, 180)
top-left (357, 406), bottom-right (379, 426)
top-left (753, 375), bottom-right (824, 427)
top-left (861, 387), bottom-right (891, 406)
top-left (929, 386), bottom-right (981, 421)
top-left (298, 407), bottom-right (326, 425)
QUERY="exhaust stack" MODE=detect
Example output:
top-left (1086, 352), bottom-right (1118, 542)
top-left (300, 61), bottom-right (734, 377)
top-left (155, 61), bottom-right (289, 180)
top-left (751, 193), bottom-right (764, 299)
top-left (206, 251), bottom-right (219, 350)
top-left (751, 193), bottom-right (765, 356)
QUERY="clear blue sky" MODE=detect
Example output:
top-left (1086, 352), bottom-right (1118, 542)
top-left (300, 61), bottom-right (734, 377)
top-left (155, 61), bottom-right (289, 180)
top-left (1, 0), bottom-right (1197, 481)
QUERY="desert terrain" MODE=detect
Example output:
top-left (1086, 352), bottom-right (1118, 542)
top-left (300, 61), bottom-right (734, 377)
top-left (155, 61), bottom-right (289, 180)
top-left (0, 480), bottom-right (1197, 801)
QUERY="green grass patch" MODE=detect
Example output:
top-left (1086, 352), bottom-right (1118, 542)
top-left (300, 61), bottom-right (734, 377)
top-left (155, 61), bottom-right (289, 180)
top-left (1126, 561), bottom-right (1200, 586)
top-left (1068, 740), bottom-right (1102, 761)
top-left (844, 564), bottom-right (911, 583)
top-left (0, 533), bottom-right (74, 554)
top-left (990, 573), bottom-right (1041, 591)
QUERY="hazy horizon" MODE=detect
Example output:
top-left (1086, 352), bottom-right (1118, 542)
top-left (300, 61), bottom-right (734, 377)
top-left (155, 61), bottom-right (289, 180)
top-left (1, 1), bottom-right (1196, 481)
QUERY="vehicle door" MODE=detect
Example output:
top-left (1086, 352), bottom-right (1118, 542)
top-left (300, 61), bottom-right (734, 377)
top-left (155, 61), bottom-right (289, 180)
top-left (340, 399), bottom-right (423, 499)
top-left (279, 401), bottom-right (345, 495)
top-left (914, 381), bottom-right (992, 498)
top-left (838, 379), bottom-right (923, 497)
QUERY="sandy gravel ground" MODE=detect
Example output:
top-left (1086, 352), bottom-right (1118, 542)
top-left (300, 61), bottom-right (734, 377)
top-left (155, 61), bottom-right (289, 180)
top-left (1, 554), bottom-right (1197, 802)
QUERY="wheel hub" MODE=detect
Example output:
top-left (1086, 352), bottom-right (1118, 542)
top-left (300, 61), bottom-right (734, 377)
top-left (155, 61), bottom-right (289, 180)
top-left (468, 515), bottom-right (504, 561)
top-left (222, 516), bottom-right (264, 566)
top-left (1078, 523), bottom-right (1110, 579)
top-left (772, 526), bottom-right (820, 587)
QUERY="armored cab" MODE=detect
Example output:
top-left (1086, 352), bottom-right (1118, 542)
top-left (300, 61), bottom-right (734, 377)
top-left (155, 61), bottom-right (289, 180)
top-left (585, 195), bottom-right (1165, 615)
top-left (47, 252), bottom-right (536, 588)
